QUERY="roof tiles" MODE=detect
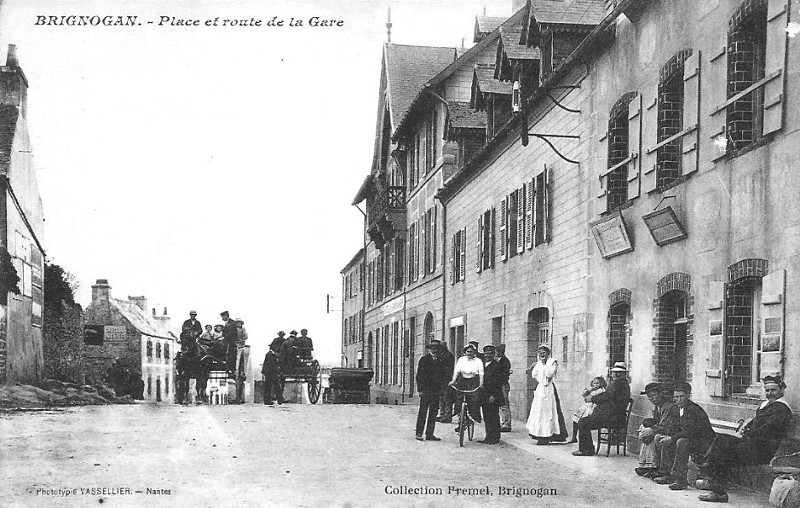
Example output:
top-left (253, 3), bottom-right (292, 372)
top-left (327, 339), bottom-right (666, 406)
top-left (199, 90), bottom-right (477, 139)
top-left (385, 44), bottom-right (456, 126)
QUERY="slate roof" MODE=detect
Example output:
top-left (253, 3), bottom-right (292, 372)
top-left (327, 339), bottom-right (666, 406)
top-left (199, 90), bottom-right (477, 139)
top-left (340, 248), bottom-right (365, 273)
top-left (474, 16), bottom-right (507, 42)
top-left (499, 26), bottom-right (542, 60)
top-left (111, 298), bottom-right (174, 340)
top-left (473, 65), bottom-right (513, 95)
top-left (385, 44), bottom-right (457, 127)
top-left (529, 0), bottom-right (607, 25)
top-left (447, 101), bottom-right (487, 130)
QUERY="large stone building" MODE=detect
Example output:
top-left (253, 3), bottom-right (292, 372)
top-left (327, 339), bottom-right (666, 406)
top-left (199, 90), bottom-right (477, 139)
top-left (0, 45), bottom-right (45, 384)
top-left (345, 0), bottom-right (799, 469)
top-left (83, 279), bottom-right (177, 402)
top-left (340, 248), bottom-right (364, 368)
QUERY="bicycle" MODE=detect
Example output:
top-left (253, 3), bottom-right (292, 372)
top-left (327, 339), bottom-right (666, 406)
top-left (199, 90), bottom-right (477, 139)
top-left (453, 386), bottom-right (481, 447)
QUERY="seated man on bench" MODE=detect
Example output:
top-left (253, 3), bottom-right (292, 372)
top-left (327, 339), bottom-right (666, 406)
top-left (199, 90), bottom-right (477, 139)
top-left (699, 375), bottom-right (793, 503)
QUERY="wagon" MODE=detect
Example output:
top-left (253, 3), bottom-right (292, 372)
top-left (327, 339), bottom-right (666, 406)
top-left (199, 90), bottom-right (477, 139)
top-left (328, 368), bottom-right (373, 404)
top-left (280, 349), bottom-right (323, 404)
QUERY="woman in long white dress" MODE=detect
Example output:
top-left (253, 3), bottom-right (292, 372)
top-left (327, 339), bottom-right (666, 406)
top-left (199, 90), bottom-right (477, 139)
top-left (525, 345), bottom-right (568, 444)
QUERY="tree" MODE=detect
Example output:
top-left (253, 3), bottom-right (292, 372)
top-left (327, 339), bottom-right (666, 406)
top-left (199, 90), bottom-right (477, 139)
top-left (44, 262), bottom-right (79, 315)
top-left (43, 262), bottom-right (84, 383)
top-left (0, 246), bottom-right (20, 305)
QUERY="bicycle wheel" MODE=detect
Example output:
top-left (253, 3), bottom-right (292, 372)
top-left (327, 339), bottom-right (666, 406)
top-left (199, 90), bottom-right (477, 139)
top-left (459, 400), bottom-right (467, 447)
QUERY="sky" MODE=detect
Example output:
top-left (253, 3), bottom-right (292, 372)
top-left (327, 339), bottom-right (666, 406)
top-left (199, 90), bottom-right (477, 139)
top-left (0, 0), bottom-right (513, 367)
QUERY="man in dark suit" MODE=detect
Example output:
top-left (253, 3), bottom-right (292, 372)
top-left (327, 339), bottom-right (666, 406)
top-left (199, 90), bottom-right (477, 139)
top-left (270, 331), bottom-right (286, 351)
top-left (495, 344), bottom-right (512, 432)
top-left (261, 345), bottom-right (285, 405)
top-left (699, 376), bottom-right (793, 503)
top-left (436, 341), bottom-right (456, 423)
top-left (181, 311), bottom-right (202, 338)
top-left (415, 343), bottom-right (444, 441)
top-left (652, 382), bottom-right (715, 490)
top-left (480, 345), bottom-right (506, 444)
top-left (220, 311), bottom-right (238, 373)
top-left (574, 361), bottom-right (631, 456)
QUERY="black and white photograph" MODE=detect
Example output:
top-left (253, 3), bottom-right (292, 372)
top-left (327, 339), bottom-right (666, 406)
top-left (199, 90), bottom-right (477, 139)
top-left (1, 0), bottom-right (800, 506)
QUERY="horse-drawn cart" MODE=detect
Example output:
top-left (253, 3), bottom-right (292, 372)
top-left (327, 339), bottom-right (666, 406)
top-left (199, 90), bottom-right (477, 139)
top-left (280, 352), bottom-right (323, 404)
top-left (328, 368), bottom-right (373, 404)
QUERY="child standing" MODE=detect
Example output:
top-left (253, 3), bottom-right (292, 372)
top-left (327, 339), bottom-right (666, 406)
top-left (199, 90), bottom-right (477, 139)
top-left (569, 376), bottom-right (607, 443)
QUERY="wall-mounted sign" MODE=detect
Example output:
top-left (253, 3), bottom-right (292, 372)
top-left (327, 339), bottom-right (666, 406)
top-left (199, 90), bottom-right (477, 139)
top-left (382, 296), bottom-right (404, 316)
top-left (104, 325), bottom-right (127, 341)
top-left (709, 320), bottom-right (722, 336)
top-left (642, 206), bottom-right (687, 246)
top-left (590, 212), bottom-right (634, 259)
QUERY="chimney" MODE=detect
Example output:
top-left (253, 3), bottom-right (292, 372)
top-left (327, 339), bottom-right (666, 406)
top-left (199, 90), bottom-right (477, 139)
top-left (0, 44), bottom-right (28, 118)
top-left (128, 295), bottom-right (148, 312)
top-left (92, 279), bottom-right (111, 305)
top-left (152, 308), bottom-right (156, 316)
top-left (163, 307), bottom-right (168, 316)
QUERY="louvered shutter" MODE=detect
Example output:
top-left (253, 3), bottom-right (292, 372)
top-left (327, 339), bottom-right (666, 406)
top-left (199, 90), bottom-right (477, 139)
top-left (763, 0), bottom-right (789, 136)
top-left (642, 84), bottom-right (659, 192)
top-left (388, 245), bottom-right (395, 295)
top-left (420, 126), bottom-right (428, 178)
top-left (476, 214), bottom-right (484, 273)
top-left (407, 225), bottom-right (413, 284)
top-left (489, 207), bottom-right (496, 267)
top-left (499, 197), bottom-right (508, 261)
top-left (525, 178), bottom-right (534, 250)
top-left (627, 93), bottom-right (642, 200)
top-left (449, 233), bottom-right (456, 284)
top-left (430, 207), bottom-right (437, 274)
top-left (420, 211), bottom-right (427, 278)
top-left (760, 269), bottom-right (786, 379)
top-left (543, 166), bottom-right (551, 243)
top-left (705, 35), bottom-right (727, 169)
top-left (596, 112), bottom-right (609, 215)
top-left (414, 219), bottom-right (420, 281)
top-left (675, 51), bottom-right (700, 177)
top-left (516, 187), bottom-right (526, 254)
top-left (459, 227), bottom-right (467, 282)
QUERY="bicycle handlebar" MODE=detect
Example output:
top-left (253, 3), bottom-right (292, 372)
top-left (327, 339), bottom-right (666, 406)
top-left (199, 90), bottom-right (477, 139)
top-left (452, 386), bottom-right (481, 394)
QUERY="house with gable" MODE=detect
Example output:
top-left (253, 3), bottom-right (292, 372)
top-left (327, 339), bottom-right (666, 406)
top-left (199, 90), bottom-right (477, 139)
top-left (83, 279), bottom-right (177, 402)
top-left (0, 44), bottom-right (45, 384)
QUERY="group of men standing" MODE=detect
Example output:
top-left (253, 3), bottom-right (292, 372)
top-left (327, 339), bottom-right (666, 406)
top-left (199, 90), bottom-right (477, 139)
top-left (261, 329), bottom-right (315, 405)
top-left (414, 340), bottom-right (512, 442)
top-left (633, 377), bottom-right (792, 503)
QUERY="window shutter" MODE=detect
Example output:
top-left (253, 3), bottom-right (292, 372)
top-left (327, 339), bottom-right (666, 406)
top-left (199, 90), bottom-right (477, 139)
top-left (388, 245), bottom-right (395, 295)
top-left (431, 206), bottom-right (437, 273)
top-left (489, 207), bottom-right (496, 267)
top-left (449, 233), bottom-right (456, 284)
top-left (525, 178), bottom-right (534, 250)
top-left (476, 214), bottom-right (483, 273)
top-left (705, 279), bottom-right (726, 396)
top-left (681, 51), bottom-right (701, 176)
top-left (763, 0), bottom-right (789, 136)
top-left (414, 219), bottom-right (420, 281)
top-left (516, 186), bottom-right (526, 254)
top-left (407, 225), bottom-right (413, 284)
top-left (459, 227), bottom-right (467, 282)
top-left (420, 211), bottom-right (427, 278)
top-left (627, 93), bottom-right (642, 200)
top-left (760, 269), bottom-right (786, 379)
top-left (596, 112), bottom-right (609, 215)
top-left (705, 35), bottom-right (727, 168)
top-left (642, 84), bottom-right (659, 193)
top-left (499, 197), bottom-right (508, 261)
top-left (543, 166), bottom-right (551, 243)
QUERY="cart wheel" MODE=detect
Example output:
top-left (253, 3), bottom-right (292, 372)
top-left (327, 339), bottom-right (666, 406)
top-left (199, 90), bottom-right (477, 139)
top-left (307, 361), bottom-right (322, 404)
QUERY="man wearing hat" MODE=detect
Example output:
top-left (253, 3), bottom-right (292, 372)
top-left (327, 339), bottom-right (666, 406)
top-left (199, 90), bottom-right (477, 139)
top-left (651, 382), bottom-right (715, 491)
top-left (235, 319), bottom-right (248, 348)
top-left (480, 344), bottom-right (505, 444)
top-left (699, 376), bottom-right (792, 503)
top-left (636, 383), bottom-right (675, 477)
top-left (182, 311), bottom-right (202, 338)
top-left (573, 361), bottom-right (631, 456)
top-left (220, 311), bottom-right (238, 374)
top-left (270, 331), bottom-right (287, 352)
top-left (436, 341), bottom-right (456, 423)
top-left (415, 342), bottom-right (444, 441)
top-left (281, 330), bottom-right (300, 369)
top-left (495, 344), bottom-right (512, 432)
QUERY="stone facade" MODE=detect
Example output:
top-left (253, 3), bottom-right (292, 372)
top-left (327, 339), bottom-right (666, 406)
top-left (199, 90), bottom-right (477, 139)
top-left (0, 45), bottom-right (45, 384)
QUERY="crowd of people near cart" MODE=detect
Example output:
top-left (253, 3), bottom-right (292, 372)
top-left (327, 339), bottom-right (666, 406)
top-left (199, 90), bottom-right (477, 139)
top-left (415, 340), bottom-right (793, 504)
top-left (260, 329), bottom-right (316, 405)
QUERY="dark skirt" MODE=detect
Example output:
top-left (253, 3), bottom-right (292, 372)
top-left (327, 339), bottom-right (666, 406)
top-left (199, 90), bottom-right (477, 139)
top-left (452, 377), bottom-right (482, 423)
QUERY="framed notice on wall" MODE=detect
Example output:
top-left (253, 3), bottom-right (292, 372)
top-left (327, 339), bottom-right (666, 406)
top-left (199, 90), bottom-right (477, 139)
top-left (590, 211), bottom-right (634, 259)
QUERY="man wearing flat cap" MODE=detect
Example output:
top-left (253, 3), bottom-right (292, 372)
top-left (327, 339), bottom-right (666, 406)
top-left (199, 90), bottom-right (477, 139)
top-left (636, 383), bottom-right (675, 477)
top-left (574, 361), bottom-right (631, 456)
top-left (699, 376), bottom-right (792, 503)
top-left (480, 344), bottom-right (505, 444)
top-left (415, 342), bottom-right (444, 441)
top-left (220, 311), bottom-right (238, 374)
top-left (652, 382), bottom-right (715, 491)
